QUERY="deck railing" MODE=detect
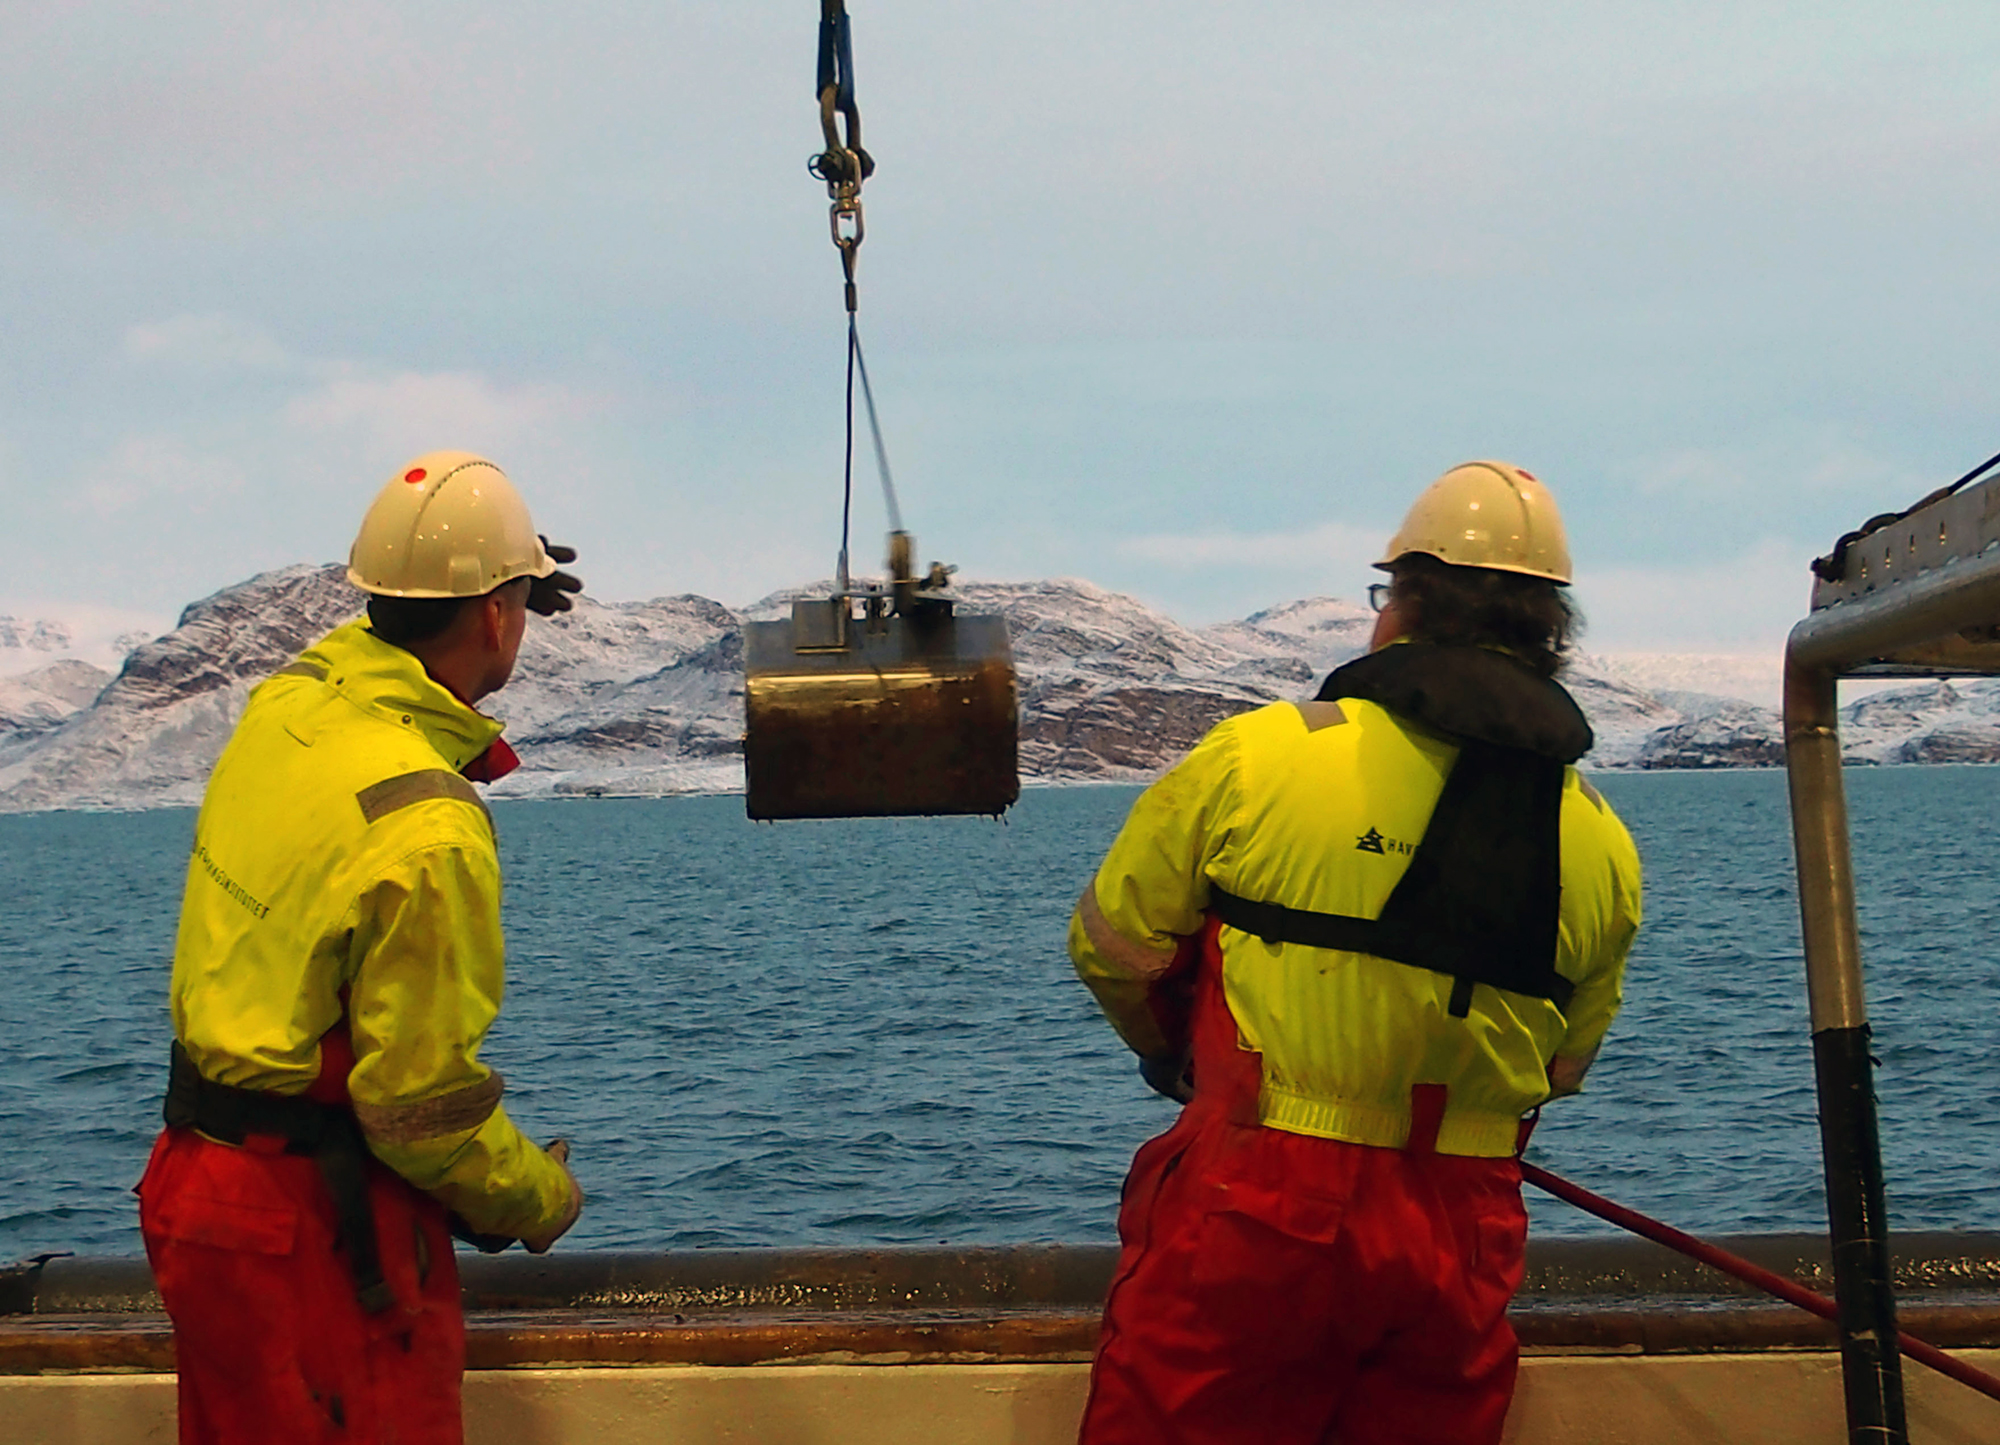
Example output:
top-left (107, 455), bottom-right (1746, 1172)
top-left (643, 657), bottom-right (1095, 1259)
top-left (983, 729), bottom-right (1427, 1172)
top-left (1784, 456), bottom-right (2000, 1445)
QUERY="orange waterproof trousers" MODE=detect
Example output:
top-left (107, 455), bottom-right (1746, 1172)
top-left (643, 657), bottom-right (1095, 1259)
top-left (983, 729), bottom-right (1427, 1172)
top-left (136, 1029), bottom-right (464, 1445)
top-left (1077, 1111), bottom-right (1527, 1445)
top-left (138, 1128), bottom-right (463, 1445)
top-left (1077, 922), bottom-right (1529, 1445)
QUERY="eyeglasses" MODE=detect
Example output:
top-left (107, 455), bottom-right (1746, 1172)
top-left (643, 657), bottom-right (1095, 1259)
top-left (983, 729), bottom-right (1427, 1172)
top-left (1366, 583), bottom-right (1392, 613)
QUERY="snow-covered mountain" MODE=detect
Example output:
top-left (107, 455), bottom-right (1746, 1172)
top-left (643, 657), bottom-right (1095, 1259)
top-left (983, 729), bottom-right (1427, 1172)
top-left (1588, 652), bottom-right (1788, 713)
top-left (0, 661), bottom-right (113, 769)
top-left (0, 567), bottom-right (365, 813)
top-left (2, 565), bottom-right (1995, 813)
top-left (1839, 681), bottom-right (2000, 764)
top-left (0, 606), bottom-right (168, 679)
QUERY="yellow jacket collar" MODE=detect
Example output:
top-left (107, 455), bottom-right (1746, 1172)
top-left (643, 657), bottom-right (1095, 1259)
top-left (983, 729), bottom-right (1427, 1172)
top-left (300, 621), bottom-right (506, 772)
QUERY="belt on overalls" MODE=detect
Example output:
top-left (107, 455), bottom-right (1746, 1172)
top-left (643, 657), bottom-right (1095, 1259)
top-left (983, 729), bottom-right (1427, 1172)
top-left (163, 1041), bottom-right (395, 1314)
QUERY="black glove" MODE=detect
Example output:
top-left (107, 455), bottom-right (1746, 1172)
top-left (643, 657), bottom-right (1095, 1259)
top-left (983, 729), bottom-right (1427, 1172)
top-left (528, 537), bottom-right (583, 616)
top-left (1139, 1051), bottom-right (1195, 1104)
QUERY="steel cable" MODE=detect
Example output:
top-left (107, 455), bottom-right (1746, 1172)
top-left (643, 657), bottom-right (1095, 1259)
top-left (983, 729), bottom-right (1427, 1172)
top-left (839, 316), bottom-right (857, 591)
top-left (851, 324), bottom-right (903, 535)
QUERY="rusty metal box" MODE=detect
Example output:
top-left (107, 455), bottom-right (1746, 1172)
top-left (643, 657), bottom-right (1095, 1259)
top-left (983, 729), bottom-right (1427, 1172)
top-left (743, 601), bottom-right (1020, 820)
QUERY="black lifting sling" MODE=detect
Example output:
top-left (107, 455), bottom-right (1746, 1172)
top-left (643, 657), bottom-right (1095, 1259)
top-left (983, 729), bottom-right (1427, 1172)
top-left (1208, 645), bottom-right (1591, 1020)
top-left (164, 1043), bottom-right (395, 1314)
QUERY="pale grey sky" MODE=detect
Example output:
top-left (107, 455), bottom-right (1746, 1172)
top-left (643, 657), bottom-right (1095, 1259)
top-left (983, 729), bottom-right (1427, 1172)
top-left (4, 2), bottom-right (1998, 653)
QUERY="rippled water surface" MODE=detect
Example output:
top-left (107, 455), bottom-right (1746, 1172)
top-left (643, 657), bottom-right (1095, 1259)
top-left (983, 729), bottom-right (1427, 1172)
top-left (3, 768), bottom-right (1997, 1258)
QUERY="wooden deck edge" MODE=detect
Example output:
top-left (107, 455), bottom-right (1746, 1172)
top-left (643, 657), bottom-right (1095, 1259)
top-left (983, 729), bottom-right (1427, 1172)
top-left (5, 1300), bottom-right (2000, 1374)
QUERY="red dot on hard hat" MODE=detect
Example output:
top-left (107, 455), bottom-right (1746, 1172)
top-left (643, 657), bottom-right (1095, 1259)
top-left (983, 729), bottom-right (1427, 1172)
top-left (404, 468), bottom-right (427, 484)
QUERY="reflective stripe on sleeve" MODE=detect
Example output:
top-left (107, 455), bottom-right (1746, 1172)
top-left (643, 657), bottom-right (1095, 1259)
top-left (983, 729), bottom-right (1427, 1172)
top-left (273, 661), bottom-right (328, 681)
top-left (356, 769), bottom-right (492, 829)
top-left (353, 1072), bottom-right (506, 1146)
top-left (1078, 882), bottom-right (1177, 981)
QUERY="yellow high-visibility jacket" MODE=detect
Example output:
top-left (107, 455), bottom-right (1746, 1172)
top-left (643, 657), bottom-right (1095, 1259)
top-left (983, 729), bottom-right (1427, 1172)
top-left (1070, 692), bottom-right (1642, 1158)
top-left (170, 619), bottom-right (571, 1240)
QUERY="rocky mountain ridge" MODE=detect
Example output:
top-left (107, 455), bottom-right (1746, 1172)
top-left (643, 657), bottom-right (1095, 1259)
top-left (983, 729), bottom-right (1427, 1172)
top-left (2, 565), bottom-right (1996, 812)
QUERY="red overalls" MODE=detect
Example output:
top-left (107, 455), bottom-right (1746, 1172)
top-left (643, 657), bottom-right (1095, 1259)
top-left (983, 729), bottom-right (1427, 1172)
top-left (1078, 923), bottom-right (1530, 1445)
top-left (136, 1029), bottom-right (466, 1445)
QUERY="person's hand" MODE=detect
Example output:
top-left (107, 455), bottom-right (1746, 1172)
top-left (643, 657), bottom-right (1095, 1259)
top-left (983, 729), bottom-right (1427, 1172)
top-left (1139, 1052), bottom-right (1194, 1104)
top-left (447, 1214), bottom-right (517, 1253)
top-left (528, 538), bottom-right (584, 616)
top-left (522, 1138), bottom-right (583, 1253)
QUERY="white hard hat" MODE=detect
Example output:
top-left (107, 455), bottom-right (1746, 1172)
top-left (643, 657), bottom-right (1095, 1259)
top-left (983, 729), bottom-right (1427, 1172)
top-left (1376, 460), bottom-right (1572, 583)
top-left (347, 451), bottom-right (557, 598)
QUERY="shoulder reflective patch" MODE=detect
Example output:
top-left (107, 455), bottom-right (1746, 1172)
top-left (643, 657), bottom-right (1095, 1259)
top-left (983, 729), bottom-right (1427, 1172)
top-left (353, 1072), bottom-right (506, 1146)
top-left (273, 661), bottom-right (328, 681)
top-left (1290, 700), bottom-right (1348, 733)
top-left (1578, 777), bottom-right (1607, 811)
top-left (1078, 883), bottom-right (1177, 981)
top-left (356, 770), bottom-right (491, 829)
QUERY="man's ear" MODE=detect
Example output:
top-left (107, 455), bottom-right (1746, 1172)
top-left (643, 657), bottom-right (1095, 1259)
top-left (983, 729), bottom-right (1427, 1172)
top-left (478, 592), bottom-right (508, 651)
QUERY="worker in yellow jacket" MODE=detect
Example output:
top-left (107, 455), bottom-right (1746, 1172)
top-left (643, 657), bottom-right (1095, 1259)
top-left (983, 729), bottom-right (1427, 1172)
top-left (1071, 462), bottom-right (1642, 1445)
top-left (137, 451), bottom-right (585, 1445)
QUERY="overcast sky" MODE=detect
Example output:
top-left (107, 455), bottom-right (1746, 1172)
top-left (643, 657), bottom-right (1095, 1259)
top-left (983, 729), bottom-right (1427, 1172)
top-left (4, 2), bottom-right (1997, 654)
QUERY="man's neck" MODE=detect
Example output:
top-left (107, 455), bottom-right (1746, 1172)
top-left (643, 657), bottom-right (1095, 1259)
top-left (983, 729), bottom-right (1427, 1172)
top-left (395, 640), bottom-right (488, 709)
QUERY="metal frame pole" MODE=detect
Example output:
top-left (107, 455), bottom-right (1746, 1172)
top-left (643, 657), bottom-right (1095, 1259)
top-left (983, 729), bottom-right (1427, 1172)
top-left (1783, 650), bottom-right (1907, 1444)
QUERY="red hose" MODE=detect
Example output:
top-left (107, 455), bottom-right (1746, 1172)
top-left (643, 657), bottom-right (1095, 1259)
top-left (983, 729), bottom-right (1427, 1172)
top-left (1520, 1161), bottom-right (2000, 1406)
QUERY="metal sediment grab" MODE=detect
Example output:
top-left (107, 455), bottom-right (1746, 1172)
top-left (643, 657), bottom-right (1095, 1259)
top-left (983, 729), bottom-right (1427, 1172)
top-left (743, 607), bottom-right (1020, 820)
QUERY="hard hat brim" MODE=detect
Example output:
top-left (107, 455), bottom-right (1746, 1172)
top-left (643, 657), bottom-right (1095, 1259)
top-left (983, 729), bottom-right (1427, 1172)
top-left (347, 548), bottom-right (556, 599)
top-left (1373, 549), bottom-right (1572, 584)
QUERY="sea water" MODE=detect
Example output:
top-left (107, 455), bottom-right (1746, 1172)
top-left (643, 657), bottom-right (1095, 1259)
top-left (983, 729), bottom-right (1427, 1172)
top-left (1, 768), bottom-right (1996, 1259)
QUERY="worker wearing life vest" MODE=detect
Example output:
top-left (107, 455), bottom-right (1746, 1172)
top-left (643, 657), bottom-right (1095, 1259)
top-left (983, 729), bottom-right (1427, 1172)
top-left (137, 452), bottom-right (586, 1444)
top-left (1071, 462), bottom-right (1642, 1445)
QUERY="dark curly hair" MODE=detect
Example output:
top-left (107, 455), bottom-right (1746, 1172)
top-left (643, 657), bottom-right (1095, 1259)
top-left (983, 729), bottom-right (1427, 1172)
top-left (1387, 553), bottom-right (1580, 678)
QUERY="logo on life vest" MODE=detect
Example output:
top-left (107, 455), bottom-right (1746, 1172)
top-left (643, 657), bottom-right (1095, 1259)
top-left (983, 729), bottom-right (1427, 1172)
top-left (1356, 827), bottom-right (1415, 857)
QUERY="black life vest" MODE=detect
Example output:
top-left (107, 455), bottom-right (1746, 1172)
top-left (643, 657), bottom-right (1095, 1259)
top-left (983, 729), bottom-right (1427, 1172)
top-left (1208, 644), bottom-right (1593, 1019)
